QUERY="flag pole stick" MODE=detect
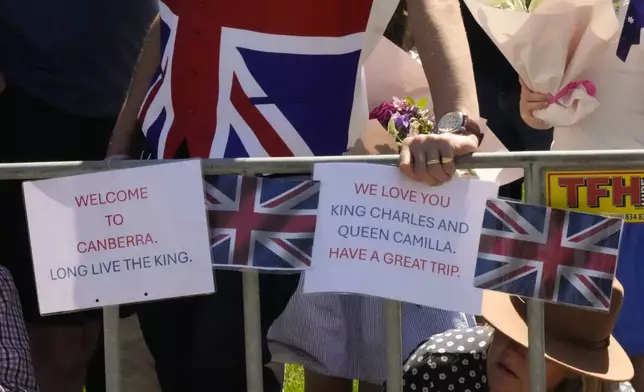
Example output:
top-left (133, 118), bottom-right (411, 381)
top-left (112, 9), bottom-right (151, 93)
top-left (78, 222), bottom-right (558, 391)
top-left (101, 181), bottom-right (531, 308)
top-left (104, 305), bottom-right (121, 392)
top-left (243, 270), bottom-right (264, 392)
top-left (384, 299), bottom-right (403, 392)
top-left (524, 162), bottom-right (547, 392)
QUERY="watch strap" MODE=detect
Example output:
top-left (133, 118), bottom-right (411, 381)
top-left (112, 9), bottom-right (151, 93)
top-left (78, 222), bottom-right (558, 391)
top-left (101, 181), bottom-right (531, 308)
top-left (465, 115), bottom-right (484, 145)
top-left (456, 114), bottom-right (484, 146)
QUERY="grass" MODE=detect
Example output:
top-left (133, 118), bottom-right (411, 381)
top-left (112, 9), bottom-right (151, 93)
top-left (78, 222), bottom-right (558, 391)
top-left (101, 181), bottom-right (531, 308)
top-left (283, 364), bottom-right (305, 391)
top-left (283, 364), bottom-right (359, 392)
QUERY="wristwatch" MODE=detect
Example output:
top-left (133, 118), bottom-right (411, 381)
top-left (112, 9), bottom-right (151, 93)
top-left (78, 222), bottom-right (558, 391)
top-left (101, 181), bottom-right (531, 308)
top-left (436, 111), bottom-right (484, 145)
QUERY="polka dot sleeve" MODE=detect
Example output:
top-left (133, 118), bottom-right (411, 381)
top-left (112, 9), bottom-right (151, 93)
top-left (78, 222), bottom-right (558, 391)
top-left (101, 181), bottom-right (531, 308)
top-left (402, 326), bottom-right (493, 392)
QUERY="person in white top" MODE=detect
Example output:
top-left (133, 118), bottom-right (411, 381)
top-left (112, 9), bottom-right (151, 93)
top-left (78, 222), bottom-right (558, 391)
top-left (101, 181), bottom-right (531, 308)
top-left (520, 2), bottom-right (644, 391)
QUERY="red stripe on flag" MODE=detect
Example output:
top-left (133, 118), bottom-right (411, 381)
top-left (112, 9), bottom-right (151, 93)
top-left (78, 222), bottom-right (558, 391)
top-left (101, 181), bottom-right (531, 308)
top-left (477, 265), bottom-right (536, 289)
top-left (138, 61), bottom-right (167, 124)
top-left (272, 238), bottom-right (311, 266)
top-left (575, 274), bottom-right (610, 309)
top-left (486, 202), bottom-right (528, 234)
top-left (568, 219), bottom-right (619, 243)
top-left (263, 182), bottom-right (316, 208)
top-left (230, 75), bottom-right (294, 157)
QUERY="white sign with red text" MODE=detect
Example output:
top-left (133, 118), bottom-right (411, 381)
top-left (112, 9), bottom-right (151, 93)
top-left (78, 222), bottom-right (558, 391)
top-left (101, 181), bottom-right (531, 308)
top-left (23, 160), bottom-right (215, 315)
top-left (303, 163), bottom-right (498, 315)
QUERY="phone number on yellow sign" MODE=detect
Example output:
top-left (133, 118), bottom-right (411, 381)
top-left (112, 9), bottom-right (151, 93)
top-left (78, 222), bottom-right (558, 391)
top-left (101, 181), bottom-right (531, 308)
top-left (545, 170), bottom-right (644, 223)
top-left (619, 213), bottom-right (644, 221)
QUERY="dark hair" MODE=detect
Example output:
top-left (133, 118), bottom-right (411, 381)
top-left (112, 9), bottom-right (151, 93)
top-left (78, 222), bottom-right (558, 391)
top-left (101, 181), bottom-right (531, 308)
top-left (383, 0), bottom-right (415, 51)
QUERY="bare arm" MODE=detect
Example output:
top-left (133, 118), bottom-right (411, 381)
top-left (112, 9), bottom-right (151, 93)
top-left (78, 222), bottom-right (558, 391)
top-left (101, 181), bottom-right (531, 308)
top-left (407, 0), bottom-right (479, 122)
top-left (399, 0), bottom-right (480, 186)
top-left (107, 15), bottom-right (161, 156)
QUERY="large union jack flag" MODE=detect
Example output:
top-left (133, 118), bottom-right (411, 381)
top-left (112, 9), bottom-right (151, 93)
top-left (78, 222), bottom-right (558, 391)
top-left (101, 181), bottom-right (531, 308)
top-left (474, 199), bottom-right (623, 310)
top-left (138, 0), bottom-right (392, 160)
top-left (206, 175), bottom-right (319, 270)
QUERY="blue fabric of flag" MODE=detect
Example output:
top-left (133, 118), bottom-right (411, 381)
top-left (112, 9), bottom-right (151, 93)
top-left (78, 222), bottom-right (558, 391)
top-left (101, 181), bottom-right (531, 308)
top-left (617, 0), bottom-right (644, 61)
top-left (613, 222), bottom-right (644, 355)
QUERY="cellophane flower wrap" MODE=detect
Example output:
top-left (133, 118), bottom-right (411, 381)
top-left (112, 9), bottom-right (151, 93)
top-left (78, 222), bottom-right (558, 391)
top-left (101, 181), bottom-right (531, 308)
top-left (464, 0), bottom-right (620, 127)
top-left (369, 97), bottom-right (475, 177)
top-left (486, 0), bottom-right (529, 11)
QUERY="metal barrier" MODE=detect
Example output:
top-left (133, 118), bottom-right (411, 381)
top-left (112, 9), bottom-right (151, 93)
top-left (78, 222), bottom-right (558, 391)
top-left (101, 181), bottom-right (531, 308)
top-left (1, 149), bottom-right (642, 392)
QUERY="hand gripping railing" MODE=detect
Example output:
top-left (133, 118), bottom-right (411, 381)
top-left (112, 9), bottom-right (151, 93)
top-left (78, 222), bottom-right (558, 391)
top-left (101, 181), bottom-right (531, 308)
top-left (2, 149), bottom-right (643, 392)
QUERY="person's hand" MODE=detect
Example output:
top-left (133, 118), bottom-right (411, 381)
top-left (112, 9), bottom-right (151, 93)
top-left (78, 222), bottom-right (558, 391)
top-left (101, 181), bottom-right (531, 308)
top-left (519, 78), bottom-right (552, 130)
top-left (106, 146), bottom-right (130, 160)
top-left (398, 133), bottom-right (478, 186)
top-left (105, 129), bottom-right (134, 159)
top-left (105, 133), bottom-right (133, 171)
top-left (105, 148), bottom-right (130, 167)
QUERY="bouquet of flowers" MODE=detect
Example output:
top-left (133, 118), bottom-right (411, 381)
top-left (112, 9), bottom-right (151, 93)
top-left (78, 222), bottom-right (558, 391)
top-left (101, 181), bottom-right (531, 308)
top-left (463, 0), bottom-right (618, 127)
top-left (363, 38), bottom-right (524, 185)
top-left (368, 96), bottom-right (475, 177)
top-left (369, 96), bottom-right (434, 148)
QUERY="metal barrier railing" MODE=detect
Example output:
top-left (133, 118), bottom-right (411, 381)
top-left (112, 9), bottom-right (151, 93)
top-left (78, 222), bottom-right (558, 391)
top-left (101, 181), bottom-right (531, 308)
top-left (2, 149), bottom-right (643, 392)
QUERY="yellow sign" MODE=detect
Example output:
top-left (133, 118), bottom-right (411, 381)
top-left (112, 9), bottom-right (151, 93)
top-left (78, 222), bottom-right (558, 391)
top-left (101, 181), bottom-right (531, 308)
top-left (546, 170), bottom-right (644, 222)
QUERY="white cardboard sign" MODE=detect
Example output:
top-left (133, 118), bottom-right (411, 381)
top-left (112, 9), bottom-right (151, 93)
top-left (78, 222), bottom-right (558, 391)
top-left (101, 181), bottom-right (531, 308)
top-left (303, 163), bottom-right (498, 315)
top-left (23, 160), bottom-right (215, 315)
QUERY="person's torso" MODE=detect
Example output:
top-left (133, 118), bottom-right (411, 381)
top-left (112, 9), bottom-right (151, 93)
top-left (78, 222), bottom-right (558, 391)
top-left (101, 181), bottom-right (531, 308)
top-left (461, 0), bottom-right (517, 83)
top-left (0, 0), bottom-right (158, 118)
top-left (553, 0), bottom-right (644, 151)
top-left (139, 0), bottom-right (398, 159)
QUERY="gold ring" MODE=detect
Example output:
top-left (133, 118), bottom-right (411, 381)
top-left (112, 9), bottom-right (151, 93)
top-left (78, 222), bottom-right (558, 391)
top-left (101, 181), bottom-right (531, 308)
top-left (441, 157), bottom-right (454, 164)
top-left (426, 158), bottom-right (453, 166)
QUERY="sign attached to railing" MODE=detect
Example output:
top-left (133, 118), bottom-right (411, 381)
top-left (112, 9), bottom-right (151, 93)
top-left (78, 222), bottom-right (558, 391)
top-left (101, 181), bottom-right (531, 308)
top-left (546, 170), bottom-right (644, 222)
top-left (303, 163), bottom-right (498, 315)
top-left (23, 160), bottom-right (215, 315)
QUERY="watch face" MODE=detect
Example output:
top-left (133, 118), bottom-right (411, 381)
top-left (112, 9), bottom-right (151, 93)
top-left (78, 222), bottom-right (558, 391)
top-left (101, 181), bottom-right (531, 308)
top-left (437, 112), bottom-right (465, 132)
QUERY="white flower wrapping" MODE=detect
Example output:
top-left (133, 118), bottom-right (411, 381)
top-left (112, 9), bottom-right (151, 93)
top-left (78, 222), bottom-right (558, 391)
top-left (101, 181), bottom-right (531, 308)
top-left (464, 0), bottom-right (620, 127)
top-left (541, 82), bottom-right (599, 127)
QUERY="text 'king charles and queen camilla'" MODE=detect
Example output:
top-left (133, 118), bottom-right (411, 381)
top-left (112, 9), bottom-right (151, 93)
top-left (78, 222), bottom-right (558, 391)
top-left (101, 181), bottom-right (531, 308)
top-left (327, 183), bottom-right (469, 276)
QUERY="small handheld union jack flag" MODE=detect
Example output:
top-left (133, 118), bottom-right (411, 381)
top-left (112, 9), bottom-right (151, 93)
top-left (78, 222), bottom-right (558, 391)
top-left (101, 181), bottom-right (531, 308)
top-left (474, 199), bottom-right (623, 311)
top-left (206, 175), bottom-right (319, 270)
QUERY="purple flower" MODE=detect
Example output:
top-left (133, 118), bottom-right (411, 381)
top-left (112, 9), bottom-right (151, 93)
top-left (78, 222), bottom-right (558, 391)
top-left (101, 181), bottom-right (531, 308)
top-left (394, 114), bottom-right (410, 130)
